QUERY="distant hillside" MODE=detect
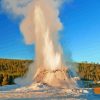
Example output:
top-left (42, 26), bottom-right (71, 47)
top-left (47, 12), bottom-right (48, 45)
top-left (0, 58), bottom-right (100, 87)
top-left (77, 62), bottom-right (100, 82)
top-left (0, 58), bottom-right (32, 86)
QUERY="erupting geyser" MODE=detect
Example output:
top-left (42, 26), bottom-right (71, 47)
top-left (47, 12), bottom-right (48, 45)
top-left (1, 0), bottom-right (75, 88)
top-left (33, 5), bottom-right (75, 88)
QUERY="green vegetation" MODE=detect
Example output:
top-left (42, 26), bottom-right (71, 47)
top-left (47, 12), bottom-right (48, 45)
top-left (77, 62), bottom-right (100, 88)
top-left (0, 58), bottom-right (32, 86)
top-left (77, 62), bottom-right (100, 82)
top-left (0, 58), bottom-right (100, 88)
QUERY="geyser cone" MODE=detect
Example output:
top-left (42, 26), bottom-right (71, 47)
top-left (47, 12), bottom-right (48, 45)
top-left (34, 67), bottom-right (75, 88)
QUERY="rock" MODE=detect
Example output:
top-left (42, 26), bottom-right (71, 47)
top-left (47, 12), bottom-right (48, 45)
top-left (34, 67), bottom-right (76, 88)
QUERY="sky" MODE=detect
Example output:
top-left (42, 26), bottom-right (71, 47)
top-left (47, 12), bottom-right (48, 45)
top-left (0, 0), bottom-right (100, 63)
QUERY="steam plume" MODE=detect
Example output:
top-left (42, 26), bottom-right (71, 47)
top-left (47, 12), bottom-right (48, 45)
top-left (1, 0), bottom-right (70, 85)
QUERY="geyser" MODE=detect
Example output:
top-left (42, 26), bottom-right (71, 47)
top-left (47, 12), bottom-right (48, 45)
top-left (33, 5), bottom-right (75, 88)
top-left (1, 0), bottom-right (75, 88)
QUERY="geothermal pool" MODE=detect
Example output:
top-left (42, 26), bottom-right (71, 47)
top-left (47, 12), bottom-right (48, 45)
top-left (0, 83), bottom-right (100, 100)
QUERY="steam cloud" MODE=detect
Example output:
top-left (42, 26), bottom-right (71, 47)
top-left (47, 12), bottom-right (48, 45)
top-left (1, 0), bottom-right (71, 85)
top-left (1, 0), bottom-right (64, 44)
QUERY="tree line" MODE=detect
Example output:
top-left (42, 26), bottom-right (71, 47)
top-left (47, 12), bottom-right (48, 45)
top-left (0, 59), bottom-right (32, 86)
top-left (77, 62), bottom-right (100, 83)
top-left (0, 59), bottom-right (100, 86)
